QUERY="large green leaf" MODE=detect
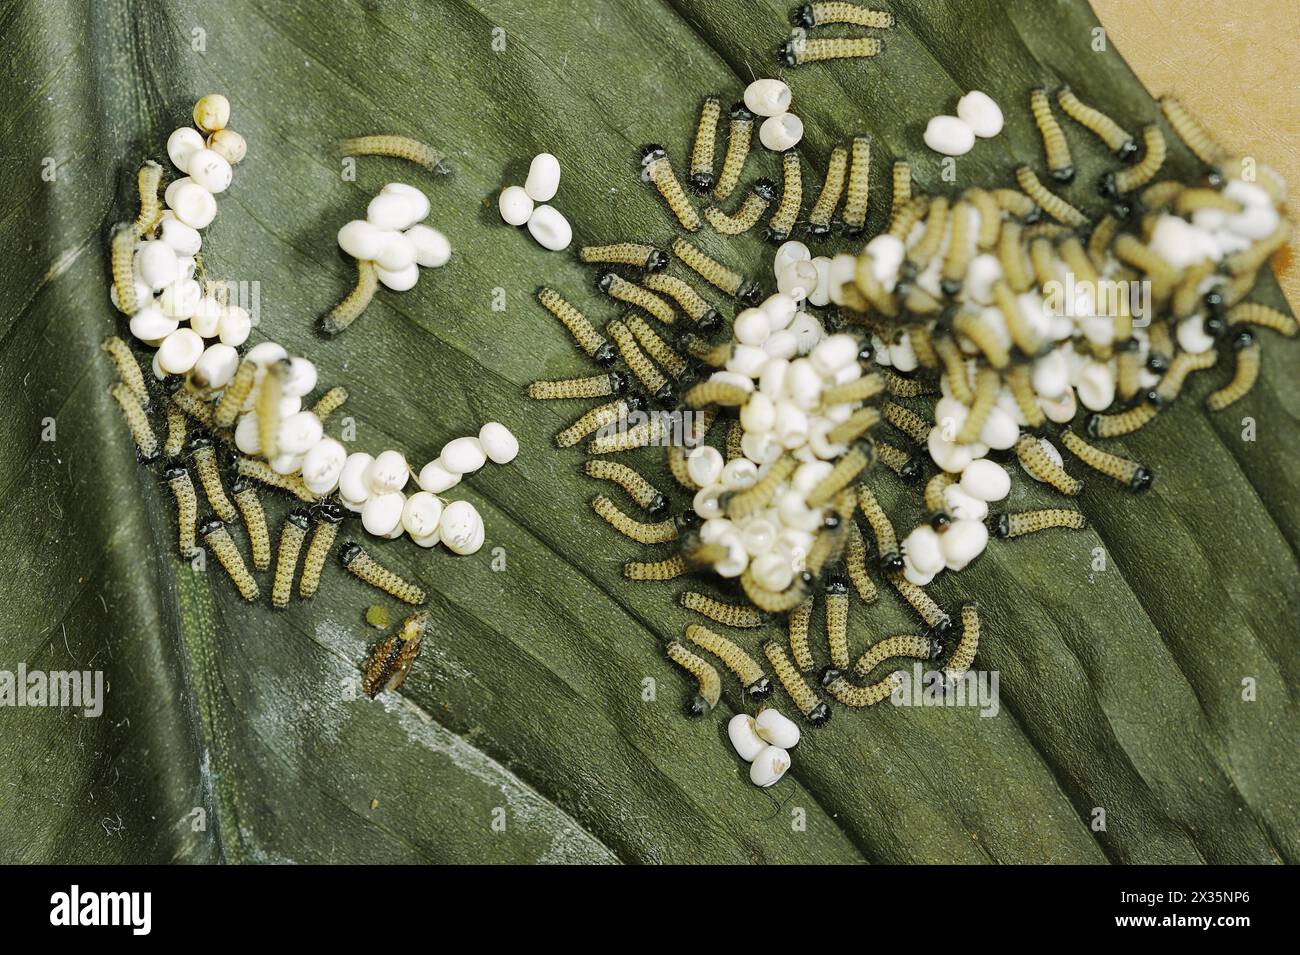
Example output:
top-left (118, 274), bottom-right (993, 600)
top-left (1, 0), bottom-right (1296, 864)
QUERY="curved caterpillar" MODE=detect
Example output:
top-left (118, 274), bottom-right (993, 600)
top-left (1104, 126), bottom-right (1167, 196)
top-left (684, 379), bottom-right (750, 409)
top-left (666, 640), bottom-right (721, 717)
top-left (214, 360), bottom-right (256, 429)
top-left (823, 670), bottom-right (903, 708)
top-left (583, 459), bottom-right (667, 515)
top-left (109, 382), bottom-right (158, 462)
top-left (1057, 87), bottom-right (1136, 160)
top-left (853, 634), bottom-right (931, 678)
top-left (1159, 96), bottom-right (1225, 166)
top-left (1205, 330), bottom-right (1260, 410)
top-left (340, 541), bottom-right (426, 605)
top-left (1015, 166), bottom-right (1088, 228)
top-left (110, 225), bottom-right (140, 316)
top-left (321, 259), bottom-right (378, 336)
top-left (685, 623), bottom-right (771, 699)
top-left (705, 180), bottom-right (775, 236)
top-left (234, 455), bottom-right (318, 502)
top-left (1030, 86), bottom-right (1074, 182)
top-left (680, 591), bottom-right (767, 629)
top-left (762, 640), bottom-right (830, 726)
top-left (640, 144), bottom-right (700, 231)
top-left (809, 145), bottom-right (848, 235)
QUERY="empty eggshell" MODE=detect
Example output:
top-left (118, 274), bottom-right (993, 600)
top-left (743, 79), bottom-right (793, 117)
top-left (760, 113), bottom-right (804, 151)
top-left (167, 179), bottom-right (217, 229)
top-left (157, 328), bottom-right (204, 374)
top-left (728, 714), bottom-right (768, 762)
top-left (166, 127), bottom-right (206, 173)
top-left (687, 446), bottom-right (725, 487)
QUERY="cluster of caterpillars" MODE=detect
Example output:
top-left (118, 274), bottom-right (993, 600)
top-left (527, 70), bottom-right (1292, 731)
top-left (779, 3), bottom-right (895, 67)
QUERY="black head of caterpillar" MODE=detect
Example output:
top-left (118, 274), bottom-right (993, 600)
top-left (314, 499), bottom-right (347, 524)
top-left (339, 541), bottom-right (364, 567)
top-left (646, 249), bottom-right (669, 271)
top-left (639, 143), bottom-right (667, 167)
top-left (286, 506), bottom-right (312, 532)
top-left (197, 515), bottom-right (225, 539)
top-left (751, 177), bottom-right (779, 203)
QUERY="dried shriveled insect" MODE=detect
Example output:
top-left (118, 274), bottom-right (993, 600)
top-left (300, 501), bottom-right (345, 599)
top-left (529, 371), bottom-right (627, 402)
top-left (361, 611), bottom-right (431, 698)
top-left (109, 382), bottom-right (159, 461)
top-left (165, 465), bottom-right (199, 557)
top-left (231, 477), bottom-right (271, 570)
top-left (340, 135), bottom-right (445, 171)
top-left (857, 485), bottom-right (903, 574)
top-left (598, 271), bottom-right (676, 324)
top-left (1015, 434), bottom-right (1082, 496)
top-left (672, 237), bottom-right (761, 304)
top-left (824, 572), bottom-right (850, 669)
top-left (234, 455), bottom-right (318, 502)
top-left (640, 144), bottom-right (700, 232)
top-left (537, 287), bottom-right (615, 365)
top-left (189, 433), bottom-right (236, 522)
top-left (680, 591), bottom-right (766, 628)
top-left (199, 517), bottom-right (259, 602)
top-left (1060, 429), bottom-right (1153, 490)
top-left (665, 639), bottom-right (721, 716)
top-left (767, 151), bottom-right (802, 242)
top-left (762, 640), bottom-right (830, 726)
top-left (643, 272), bottom-right (722, 332)
top-left (321, 259), bottom-right (379, 336)
top-left (110, 225), bottom-right (140, 315)
top-left (705, 179), bottom-right (775, 236)
top-left (1057, 87), bottom-right (1136, 160)
top-left (943, 604), bottom-right (981, 676)
top-left (214, 360), bottom-right (256, 429)
top-left (1158, 96), bottom-right (1225, 166)
top-left (591, 494), bottom-right (677, 544)
top-left (1030, 87), bottom-right (1074, 182)
top-left (824, 670), bottom-right (903, 708)
top-left (1103, 126), bottom-right (1167, 196)
top-left (779, 35), bottom-right (882, 66)
top-left (340, 541), bottom-right (426, 604)
top-left (272, 508), bottom-right (311, 609)
top-left (685, 623), bottom-right (771, 699)
top-left (1205, 329), bottom-right (1260, 410)
top-left (712, 103), bottom-right (755, 202)
top-left (1015, 166), bottom-right (1088, 228)
top-left (583, 458), bottom-right (667, 515)
top-left (101, 337), bottom-right (149, 408)
top-left (689, 96), bottom-right (722, 193)
top-left (579, 242), bottom-right (668, 271)
top-left (992, 508), bottom-right (1087, 539)
top-left (808, 145), bottom-right (848, 235)
top-left (853, 634), bottom-right (931, 678)
top-left (310, 386), bottom-right (349, 424)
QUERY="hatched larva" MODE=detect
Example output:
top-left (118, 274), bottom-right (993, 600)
top-left (134, 160), bottom-right (164, 235)
top-left (1057, 87), bottom-right (1136, 160)
top-left (361, 611), bottom-right (431, 698)
top-left (1205, 330), bottom-right (1260, 411)
top-left (643, 273), bottom-right (722, 332)
top-left (943, 603), bottom-right (981, 677)
top-left (626, 315), bottom-right (690, 379)
top-left (1086, 401), bottom-right (1158, 439)
top-left (583, 458), bottom-right (667, 515)
top-left (101, 336), bottom-right (149, 409)
top-left (724, 418), bottom-right (744, 462)
top-left (808, 145), bottom-right (848, 236)
top-left (843, 519), bottom-right (878, 602)
top-left (954, 368), bottom-right (999, 445)
top-left (579, 243), bottom-right (669, 271)
top-left (1145, 320), bottom-right (1174, 372)
top-left (679, 591), bottom-right (767, 629)
top-left (528, 370), bottom-right (627, 401)
top-left (792, 2), bottom-right (894, 27)
top-left (806, 511), bottom-right (851, 578)
top-left (1172, 262), bottom-right (1218, 319)
top-left (823, 371), bottom-right (886, 405)
top-left (189, 433), bottom-right (237, 522)
top-left (680, 332), bottom-right (732, 367)
top-left (952, 311), bottom-right (1013, 371)
top-left (591, 494), bottom-right (677, 544)
top-left (1225, 220), bottom-right (1292, 276)
top-left (889, 197), bottom-right (930, 241)
top-left (992, 279), bottom-right (1044, 356)
top-left (762, 640), bottom-right (830, 726)
top-left (165, 465), bottom-right (199, 558)
top-left (1104, 125), bottom-right (1167, 196)
top-left (766, 150), bottom-right (803, 243)
top-left (853, 634), bottom-right (931, 678)
top-left (671, 237), bottom-right (760, 305)
top-left (874, 439), bottom-right (918, 479)
top-left (824, 670), bottom-right (903, 708)
top-left (806, 443), bottom-right (874, 508)
top-left (109, 382), bottom-right (159, 461)
top-left (625, 554), bottom-right (689, 582)
top-left (669, 449), bottom-right (697, 491)
top-left (1015, 434), bottom-right (1082, 495)
top-left (340, 541), bottom-right (426, 605)
top-left (640, 144), bottom-right (701, 232)
top-left (889, 160), bottom-right (912, 225)
top-left (234, 455), bottom-right (318, 502)
top-left (1175, 188), bottom-right (1242, 217)
top-left (310, 386), bottom-right (349, 424)
top-left (992, 508), bottom-right (1087, 539)
top-left (339, 135), bottom-right (445, 171)
top-left (824, 572), bottom-right (850, 669)
top-left (587, 412), bottom-right (666, 454)
top-left (1015, 166), bottom-right (1088, 228)
top-left (272, 508), bottom-right (310, 609)
top-left (941, 200), bottom-right (976, 294)
top-left (1060, 429), bottom-right (1153, 490)
top-left (712, 103), bottom-right (755, 202)
top-left (255, 359), bottom-right (288, 460)
top-left (1158, 96), bottom-right (1226, 166)
top-left (110, 225), bottom-right (140, 315)
top-left (1087, 214), bottom-right (1120, 272)
top-left (992, 188), bottom-right (1038, 220)
top-left (853, 255), bottom-right (899, 316)
top-left (321, 259), bottom-right (378, 336)
top-left (726, 456), bottom-right (797, 520)
top-left (788, 597), bottom-right (815, 670)
top-left (1152, 347), bottom-right (1218, 405)
top-left (907, 196), bottom-right (950, 271)
top-left (684, 379), bottom-right (750, 408)
top-left (997, 220), bottom-right (1033, 294)
top-left (889, 573), bottom-right (950, 630)
top-left (965, 187), bottom-right (1002, 250)
top-left (1112, 234), bottom-right (1179, 292)
top-left (689, 96), bottom-right (722, 193)
top-left (685, 623), bottom-right (771, 699)
top-left (164, 401), bottom-right (187, 458)
top-left (779, 35), bottom-right (882, 66)
top-left (213, 359), bottom-right (256, 429)
top-left (1005, 364), bottom-right (1047, 428)
top-left (933, 334), bottom-right (974, 404)
top-left (1228, 303), bottom-right (1298, 337)
top-left (1028, 237), bottom-right (1058, 288)
top-left (924, 472), bottom-right (957, 527)
top-left (231, 477), bottom-right (271, 571)
top-left (704, 179), bottom-right (775, 236)
top-left (741, 565), bottom-right (812, 614)
top-left (198, 517), bottom-right (259, 602)
top-left (879, 399), bottom-right (931, 445)
top-left (857, 485), bottom-right (903, 574)
top-left (1116, 340), bottom-right (1142, 401)
top-left (607, 319), bottom-right (671, 403)
top-left (825, 406), bottom-right (883, 446)
top-left (538, 287), bottom-right (616, 365)
top-left (598, 272), bottom-right (677, 325)
top-left (665, 640), bottom-right (721, 717)
top-left (1030, 87), bottom-right (1074, 182)
top-left (1139, 179), bottom-right (1185, 213)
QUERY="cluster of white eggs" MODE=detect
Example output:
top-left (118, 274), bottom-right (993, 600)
top-left (336, 183), bottom-right (451, 291)
top-left (924, 90), bottom-right (1005, 157)
top-left (497, 153), bottom-right (572, 251)
top-left (728, 709), bottom-right (801, 787)
top-left (112, 94), bottom-right (252, 382)
top-left (743, 78), bottom-right (805, 152)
